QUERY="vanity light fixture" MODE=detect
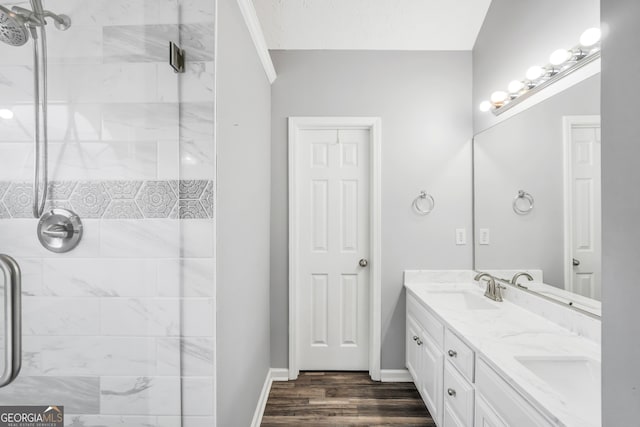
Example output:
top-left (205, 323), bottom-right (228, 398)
top-left (479, 27), bottom-right (602, 115)
top-left (0, 108), bottom-right (14, 119)
top-left (525, 65), bottom-right (544, 81)
top-left (479, 101), bottom-right (492, 112)
top-left (490, 91), bottom-right (508, 107)
top-left (580, 27), bottom-right (601, 47)
top-left (549, 49), bottom-right (571, 66)
top-left (508, 80), bottom-right (525, 96)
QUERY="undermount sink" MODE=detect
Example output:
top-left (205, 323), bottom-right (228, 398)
top-left (430, 290), bottom-right (500, 310)
top-left (515, 356), bottom-right (601, 419)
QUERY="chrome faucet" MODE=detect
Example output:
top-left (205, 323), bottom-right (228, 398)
top-left (474, 272), bottom-right (505, 302)
top-left (511, 272), bottom-right (534, 289)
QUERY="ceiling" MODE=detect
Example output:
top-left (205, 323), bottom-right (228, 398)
top-left (252, 0), bottom-right (493, 51)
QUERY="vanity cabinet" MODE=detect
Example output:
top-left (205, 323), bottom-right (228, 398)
top-left (406, 293), bottom-right (555, 427)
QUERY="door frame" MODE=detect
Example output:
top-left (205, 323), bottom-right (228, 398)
top-left (288, 116), bottom-right (382, 380)
top-left (562, 115), bottom-right (601, 292)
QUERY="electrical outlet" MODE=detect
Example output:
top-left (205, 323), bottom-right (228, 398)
top-left (479, 228), bottom-right (490, 245)
top-left (455, 228), bottom-right (466, 245)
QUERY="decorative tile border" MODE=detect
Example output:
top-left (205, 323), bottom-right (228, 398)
top-left (0, 180), bottom-right (214, 220)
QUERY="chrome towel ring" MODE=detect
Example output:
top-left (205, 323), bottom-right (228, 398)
top-left (413, 191), bottom-right (435, 215)
top-left (513, 190), bottom-right (534, 215)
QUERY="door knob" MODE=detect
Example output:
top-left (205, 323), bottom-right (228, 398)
top-left (573, 258), bottom-right (580, 266)
top-left (359, 258), bottom-right (369, 267)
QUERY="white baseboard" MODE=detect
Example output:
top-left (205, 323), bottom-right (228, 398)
top-left (251, 368), bottom-right (289, 427)
top-left (380, 369), bottom-right (413, 382)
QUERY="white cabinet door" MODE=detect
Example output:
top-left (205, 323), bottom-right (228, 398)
top-left (444, 403), bottom-right (467, 427)
top-left (476, 358), bottom-right (553, 427)
top-left (406, 314), bottom-right (422, 384)
top-left (443, 360), bottom-right (474, 426)
top-left (475, 394), bottom-right (508, 427)
top-left (419, 334), bottom-right (444, 426)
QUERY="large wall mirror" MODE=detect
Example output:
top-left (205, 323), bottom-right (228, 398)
top-left (474, 74), bottom-right (601, 313)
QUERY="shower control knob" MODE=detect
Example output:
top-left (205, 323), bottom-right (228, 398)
top-left (41, 223), bottom-right (72, 238)
top-left (37, 208), bottom-right (83, 253)
top-left (359, 258), bottom-right (369, 267)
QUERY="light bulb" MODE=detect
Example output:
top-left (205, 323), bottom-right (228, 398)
top-left (508, 80), bottom-right (525, 94)
top-left (479, 101), bottom-right (492, 112)
top-left (490, 91), bottom-right (508, 106)
top-left (526, 66), bottom-right (544, 81)
top-left (549, 49), bottom-right (571, 65)
top-left (0, 109), bottom-right (13, 120)
top-left (580, 28), bottom-right (601, 47)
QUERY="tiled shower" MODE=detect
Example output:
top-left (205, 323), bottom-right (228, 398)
top-left (0, 0), bottom-right (216, 425)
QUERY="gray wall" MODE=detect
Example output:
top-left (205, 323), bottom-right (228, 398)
top-left (270, 50), bottom-right (473, 370)
top-left (473, 0), bottom-right (599, 133)
top-left (474, 75), bottom-right (600, 288)
top-left (216, 0), bottom-right (272, 425)
top-left (601, 0), bottom-right (640, 423)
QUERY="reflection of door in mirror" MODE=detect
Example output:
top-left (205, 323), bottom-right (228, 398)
top-left (564, 116), bottom-right (601, 299)
top-left (473, 74), bottom-right (601, 305)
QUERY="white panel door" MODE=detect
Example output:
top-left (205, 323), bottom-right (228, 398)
top-left (570, 124), bottom-right (601, 299)
top-left (297, 128), bottom-right (370, 370)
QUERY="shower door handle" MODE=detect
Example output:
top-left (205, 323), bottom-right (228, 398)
top-left (0, 255), bottom-right (21, 388)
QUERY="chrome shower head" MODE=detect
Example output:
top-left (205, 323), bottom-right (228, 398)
top-left (0, 5), bottom-right (29, 46)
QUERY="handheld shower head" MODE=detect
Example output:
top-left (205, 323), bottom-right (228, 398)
top-left (0, 5), bottom-right (29, 46)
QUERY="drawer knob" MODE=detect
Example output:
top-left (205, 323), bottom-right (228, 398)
top-left (416, 339), bottom-right (423, 346)
top-left (448, 349), bottom-right (457, 358)
top-left (447, 388), bottom-right (456, 397)
top-left (413, 336), bottom-right (419, 341)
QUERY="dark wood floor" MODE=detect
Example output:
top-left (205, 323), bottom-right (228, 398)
top-left (261, 371), bottom-right (436, 426)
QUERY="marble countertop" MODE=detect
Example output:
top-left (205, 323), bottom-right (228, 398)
top-left (405, 278), bottom-right (601, 427)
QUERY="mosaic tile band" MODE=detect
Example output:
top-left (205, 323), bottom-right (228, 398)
top-left (0, 180), bottom-right (214, 220)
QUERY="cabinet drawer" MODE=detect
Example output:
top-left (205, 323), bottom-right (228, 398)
top-left (444, 361), bottom-right (474, 426)
top-left (408, 294), bottom-right (444, 348)
top-left (476, 358), bottom-right (553, 427)
top-left (444, 329), bottom-right (475, 382)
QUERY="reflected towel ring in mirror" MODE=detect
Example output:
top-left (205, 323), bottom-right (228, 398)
top-left (413, 191), bottom-right (435, 215)
top-left (513, 190), bottom-right (534, 215)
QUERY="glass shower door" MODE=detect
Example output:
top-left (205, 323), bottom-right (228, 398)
top-left (0, 0), bottom-right (188, 424)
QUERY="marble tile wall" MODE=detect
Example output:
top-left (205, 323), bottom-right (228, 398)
top-left (0, 0), bottom-right (216, 425)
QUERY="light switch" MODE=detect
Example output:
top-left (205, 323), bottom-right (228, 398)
top-left (479, 228), bottom-right (490, 245)
top-left (455, 228), bottom-right (466, 245)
